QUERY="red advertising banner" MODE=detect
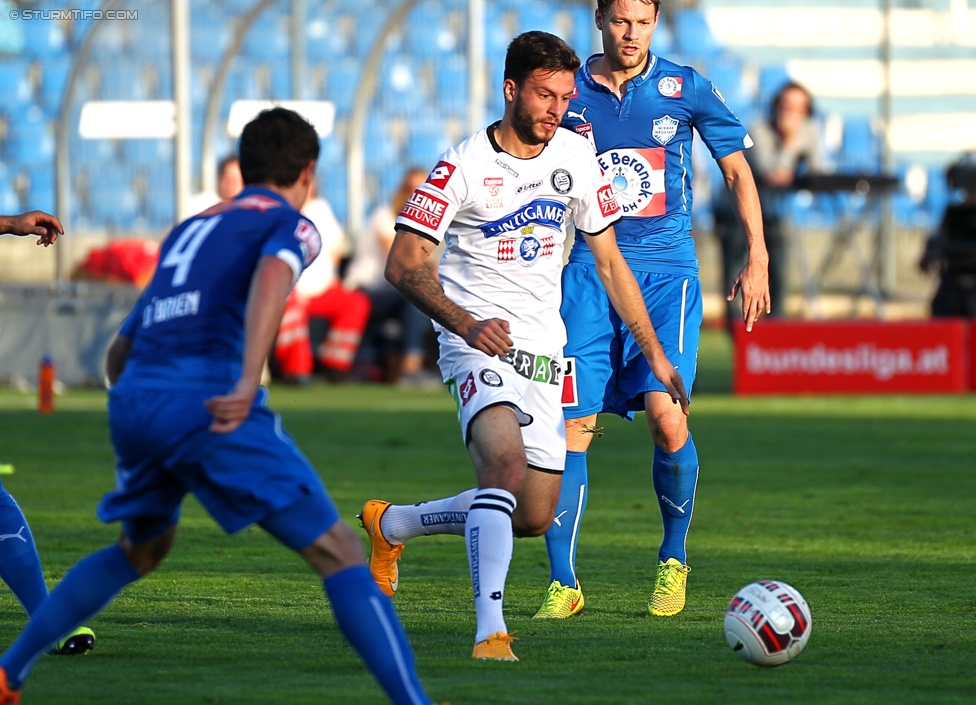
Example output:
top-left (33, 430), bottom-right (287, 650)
top-left (971, 321), bottom-right (976, 391)
top-left (733, 320), bottom-right (970, 394)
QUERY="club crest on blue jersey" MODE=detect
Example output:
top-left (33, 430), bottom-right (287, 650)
top-left (652, 115), bottom-right (679, 146)
top-left (478, 199), bottom-right (567, 238)
top-left (658, 76), bottom-right (682, 98)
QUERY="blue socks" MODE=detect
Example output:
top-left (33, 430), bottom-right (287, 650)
top-left (652, 432), bottom-right (699, 564)
top-left (0, 544), bottom-right (140, 688)
top-left (0, 485), bottom-right (48, 616)
top-left (544, 450), bottom-right (588, 587)
top-left (324, 565), bottom-right (431, 705)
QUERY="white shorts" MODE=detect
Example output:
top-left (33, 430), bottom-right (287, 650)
top-left (438, 338), bottom-right (566, 473)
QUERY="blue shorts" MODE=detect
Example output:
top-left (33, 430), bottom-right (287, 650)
top-left (99, 385), bottom-right (339, 550)
top-left (561, 263), bottom-right (702, 420)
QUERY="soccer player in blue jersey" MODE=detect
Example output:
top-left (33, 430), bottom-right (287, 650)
top-left (534, 0), bottom-right (771, 619)
top-left (0, 111), bottom-right (442, 705)
top-left (0, 211), bottom-right (96, 657)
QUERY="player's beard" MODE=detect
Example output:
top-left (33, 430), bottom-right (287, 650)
top-left (611, 43), bottom-right (648, 73)
top-left (511, 94), bottom-right (554, 147)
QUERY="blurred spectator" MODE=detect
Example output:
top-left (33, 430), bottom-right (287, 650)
top-left (345, 168), bottom-right (437, 385)
top-left (715, 81), bottom-right (824, 327)
top-left (186, 156), bottom-right (243, 215)
top-left (273, 174), bottom-right (370, 384)
top-left (919, 152), bottom-right (976, 317)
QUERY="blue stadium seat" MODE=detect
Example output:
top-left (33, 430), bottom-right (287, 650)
top-left (925, 166), bottom-right (950, 222)
top-left (0, 60), bottom-right (34, 113)
top-left (89, 176), bottom-right (140, 230)
top-left (319, 135), bottom-right (344, 169)
top-left (406, 116), bottom-right (452, 165)
top-left (839, 116), bottom-right (880, 172)
top-left (364, 129), bottom-right (400, 170)
top-left (6, 114), bottom-right (55, 164)
top-left (0, 186), bottom-right (19, 214)
top-left (318, 167), bottom-right (348, 225)
top-left (325, 59), bottom-right (360, 115)
top-left (651, 14), bottom-right (674, 57)
top-left (436, 54), bottom-right (468, 118)
top-left (19, 18), bottom-right (67, 59)
top-left (570, 5), bottom-right (598, 58)
top-left (757, 64), bottom-right (792, 114)
top-left (99, 63), bottom-right (148, 101)
top-left (405, 1), bottom-right (456, 60)
top-left (191, 9), bottom-right (229, 66)
top-left (379, 53), bottom-right (426, 116)
top-left (221, 62), bottom-right (261, 115)
top-left (674, 8), bottom-right (721, 60)
top-left (270, 67), bottom-right (292, 100)
top-left (145, 168), bottom-right (176, 229)
top-left (707, 54), bottom-right (754, 118)
top-left (517, 5), bottom-right (559, 35)
top-left (123, 139), bottom-right (174, 170)
top-left (306, 16), bottom-right (348, 63)
top-left (40, 56), bottom-right (71, 114)
top-left (25, 166), bottom-right (56, 215)
top-left (243, 16), bottom-right (290, 65)
top-left (485, 8), bottom-right (515, 56)
top-left (71, 137), bottom-right (117, 169)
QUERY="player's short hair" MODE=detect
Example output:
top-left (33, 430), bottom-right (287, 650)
top-left (239, 108), bottom-right (320, 188)
top-left (504, 31), bottom-right (581, 87)
top-left (597, 0), bottom-right (660, 15)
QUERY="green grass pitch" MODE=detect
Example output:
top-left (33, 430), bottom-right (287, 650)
top-left (0, 331), bottom-right (973, 704)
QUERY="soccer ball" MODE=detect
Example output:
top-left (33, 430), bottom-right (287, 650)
top-left (724, 580), bottom-right (812, 667)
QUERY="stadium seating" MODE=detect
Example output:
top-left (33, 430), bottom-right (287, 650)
top-left (0, 0), bottom-right (969, 239)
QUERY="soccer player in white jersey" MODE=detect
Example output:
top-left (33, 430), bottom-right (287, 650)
top-left (358, 31), bottom-right (688, 662)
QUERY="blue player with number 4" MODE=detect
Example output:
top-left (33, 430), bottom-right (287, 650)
top-left (0, 109), bottom-right (442, 705)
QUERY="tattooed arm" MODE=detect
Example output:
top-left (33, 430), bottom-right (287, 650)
top-left (584, 226), bottom-right (689, 414)
top-left (385, 228), bottom-right (512, 356)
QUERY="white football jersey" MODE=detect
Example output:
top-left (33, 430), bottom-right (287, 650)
top-left (396, 124), bottom-right (620, 352)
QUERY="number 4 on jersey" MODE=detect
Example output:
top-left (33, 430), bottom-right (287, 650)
top-left (160, 216), bottom-right (222, 287)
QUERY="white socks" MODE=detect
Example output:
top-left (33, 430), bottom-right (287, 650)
top-left (381, 489), bottom-right (477, 543)
top-left (466, 488), bottom-right (517, 643)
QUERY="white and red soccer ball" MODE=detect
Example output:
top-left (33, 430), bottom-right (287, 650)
top-left (724, 580), bottom-right (812, 667)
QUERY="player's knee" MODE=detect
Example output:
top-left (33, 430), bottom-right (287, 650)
top-left (648, 415), bottom-right (688, 452)
top-left (301, 521), bottom-right (365, 578)
top-left (119, 528), bottom-right (175, 576)
top-left (511, 504), bottom-right (553, 537)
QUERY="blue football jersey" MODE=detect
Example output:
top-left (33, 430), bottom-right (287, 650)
top-left (562, 54), bottom-right (752, 275)
top-left (117, 186), bottom-right (321, 387)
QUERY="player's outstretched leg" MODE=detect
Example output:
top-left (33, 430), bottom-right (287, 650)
top-left (0, 544), bottom-right (141, 693)
top-left (467, 489), bottom-right (518, 662)
top-left (536, 450), bottom-right (587, 619)
top-left (649, 433), bottom-right (698, 617)
top-left (0, 484), bottom-right (97, 657)
top-left (358, 490), bottom-right (476, 597)
top-left (0, 484), bottom-right (50, 618)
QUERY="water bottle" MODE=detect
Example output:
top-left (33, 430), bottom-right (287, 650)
top-left (38, 356), bottom-right (55, 414)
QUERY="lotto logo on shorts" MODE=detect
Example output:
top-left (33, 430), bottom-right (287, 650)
top-left (597, 184), bottom-right (619, 218)
top-left (459, 371), bottom-right (477, 406)
top-left (401, 190), bottom-right (448, 231)
top-left (561, 357), bottom-right (579, 407)
top-left (426, 161), bottom-right (456, 190)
